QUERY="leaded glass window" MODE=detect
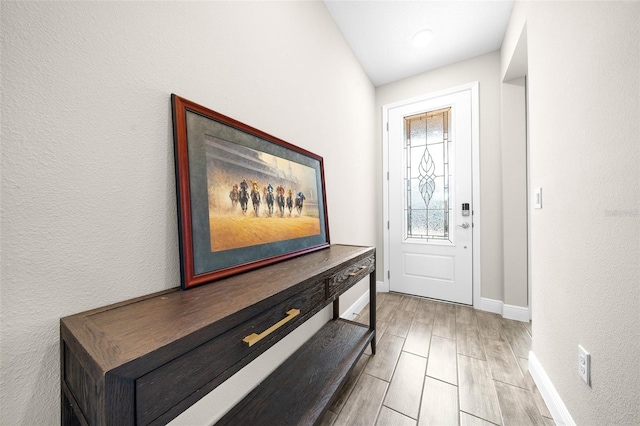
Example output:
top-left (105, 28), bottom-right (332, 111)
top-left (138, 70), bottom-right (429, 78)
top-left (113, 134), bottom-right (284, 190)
top-left (404, 107), bottom-right (452, 242)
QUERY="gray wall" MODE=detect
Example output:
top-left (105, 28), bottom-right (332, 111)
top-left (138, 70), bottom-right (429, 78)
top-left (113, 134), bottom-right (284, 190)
top-left (0, 2), bottom-right (376, 423)
top-left (503, 1), bottom-right (640, 423)
top-left (4, 1), bottom-right (638, 424)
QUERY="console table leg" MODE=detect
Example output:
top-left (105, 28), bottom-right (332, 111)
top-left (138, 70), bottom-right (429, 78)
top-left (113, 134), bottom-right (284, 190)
top-left (333, 298), bottom-right (340, 320)
top-left (369, 271), bottom-right (377, 355)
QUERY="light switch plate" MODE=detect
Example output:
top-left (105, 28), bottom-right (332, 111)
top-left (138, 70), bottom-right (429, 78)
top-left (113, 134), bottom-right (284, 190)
top-left (534, 187), bottom-right (542, 209)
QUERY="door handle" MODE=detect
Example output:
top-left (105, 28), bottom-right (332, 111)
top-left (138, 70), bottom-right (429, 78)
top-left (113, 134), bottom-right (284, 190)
top-left (457, 222), bottom-right (470, 229)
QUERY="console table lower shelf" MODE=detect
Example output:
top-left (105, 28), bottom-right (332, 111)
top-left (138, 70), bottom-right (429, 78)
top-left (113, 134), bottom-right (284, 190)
top-left (218, 318), bottom-right (374, 425)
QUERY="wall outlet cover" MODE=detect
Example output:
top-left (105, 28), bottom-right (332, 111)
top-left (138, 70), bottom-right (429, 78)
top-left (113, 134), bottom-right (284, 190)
top-left (578, 344), bottom-right (591, 386)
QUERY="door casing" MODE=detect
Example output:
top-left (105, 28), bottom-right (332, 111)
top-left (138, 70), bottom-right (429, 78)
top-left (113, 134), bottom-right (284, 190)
top-left (382, 82), bottom-right (481, 307)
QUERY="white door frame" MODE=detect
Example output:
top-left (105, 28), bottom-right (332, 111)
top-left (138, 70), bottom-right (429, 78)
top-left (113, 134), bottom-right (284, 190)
top-left (382, 82), bottom-right (481, 308)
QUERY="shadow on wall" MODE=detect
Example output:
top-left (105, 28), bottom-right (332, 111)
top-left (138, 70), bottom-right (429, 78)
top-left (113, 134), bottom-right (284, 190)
top-left (23, 336), bottom-right (59, 423)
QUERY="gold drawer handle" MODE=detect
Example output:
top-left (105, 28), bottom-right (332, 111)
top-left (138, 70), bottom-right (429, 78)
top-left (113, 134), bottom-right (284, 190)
top-left (242, 309), bottom-right (301, 347)
top-left (348, 265), bottom-right (368, 277)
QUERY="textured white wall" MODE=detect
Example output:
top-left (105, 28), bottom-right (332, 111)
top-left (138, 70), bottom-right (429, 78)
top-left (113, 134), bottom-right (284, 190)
top-left (0, 1), bottom-right (375, 424)
top-left (375, 51), bottom-right (505, 301)
top-left (503, 1), bottom-right (640, 423)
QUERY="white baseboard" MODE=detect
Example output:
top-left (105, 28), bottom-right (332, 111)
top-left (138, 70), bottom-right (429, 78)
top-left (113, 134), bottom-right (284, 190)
top-left (529, 352), bottom-right (576, 426)
top-left (503, 303), bottom-right (530, 322)
top-left (377, 280), bottom-right (389, 293)
top-left (478, 297), bottom-right (530, 322)
top-left (340, 288), bottom-right (371, 321)
top-left (478, 297), bottom-right (503, 314)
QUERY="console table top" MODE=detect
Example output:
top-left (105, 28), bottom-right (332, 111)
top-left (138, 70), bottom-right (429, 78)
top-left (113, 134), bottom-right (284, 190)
top-left (61, 244), bottom-right (374, 372)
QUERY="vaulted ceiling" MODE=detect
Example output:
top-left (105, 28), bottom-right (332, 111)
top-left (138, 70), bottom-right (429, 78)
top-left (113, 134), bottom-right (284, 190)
top-left (323, 1), bottom-right (515, 86)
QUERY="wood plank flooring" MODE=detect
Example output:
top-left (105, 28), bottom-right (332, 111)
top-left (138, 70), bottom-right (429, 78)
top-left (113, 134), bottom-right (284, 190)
top-left (321, 292), bottom-right (554, 426)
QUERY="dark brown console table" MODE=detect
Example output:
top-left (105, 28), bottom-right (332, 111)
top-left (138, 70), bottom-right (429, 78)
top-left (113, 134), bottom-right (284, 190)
top-left (61, 244), bottom-right (376, 425)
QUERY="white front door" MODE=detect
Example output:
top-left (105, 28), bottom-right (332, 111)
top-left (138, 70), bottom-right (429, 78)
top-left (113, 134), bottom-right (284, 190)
top-left (388, 88), bottom-right (473, 304)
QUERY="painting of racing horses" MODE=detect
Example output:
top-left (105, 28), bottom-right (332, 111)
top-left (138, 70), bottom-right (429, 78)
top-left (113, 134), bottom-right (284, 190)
top-left (171, 94), bottom-right (329, 289)
top-left (206, 142), bottom-right (322, 251)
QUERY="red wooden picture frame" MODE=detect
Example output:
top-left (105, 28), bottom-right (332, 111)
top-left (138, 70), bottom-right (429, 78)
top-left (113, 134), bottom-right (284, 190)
top-left (171, 95), bottom-right (330, 289)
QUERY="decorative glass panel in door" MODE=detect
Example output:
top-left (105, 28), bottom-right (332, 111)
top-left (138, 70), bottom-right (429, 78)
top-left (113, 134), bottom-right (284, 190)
top-left (404, 107), bottom-right (452, 243)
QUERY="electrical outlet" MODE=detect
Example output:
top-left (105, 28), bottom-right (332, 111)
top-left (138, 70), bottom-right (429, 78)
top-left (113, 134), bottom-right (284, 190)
top-left (578, 345), bottom-right (591, 386)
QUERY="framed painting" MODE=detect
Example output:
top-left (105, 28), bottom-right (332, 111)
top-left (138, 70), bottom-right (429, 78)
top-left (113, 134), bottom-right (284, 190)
top-left (171, 94), bottom-right (330, 289)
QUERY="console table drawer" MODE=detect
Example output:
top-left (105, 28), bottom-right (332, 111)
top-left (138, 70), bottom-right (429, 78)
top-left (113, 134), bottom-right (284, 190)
top-left (135, 281), bottom-right (325, 425)
top-left (327, 254), bottom-right (375, 299)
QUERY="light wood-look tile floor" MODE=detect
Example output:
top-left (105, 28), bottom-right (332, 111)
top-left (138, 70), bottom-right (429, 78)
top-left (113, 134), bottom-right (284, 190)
top-left (320, 292), bottom-right (554, 426)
